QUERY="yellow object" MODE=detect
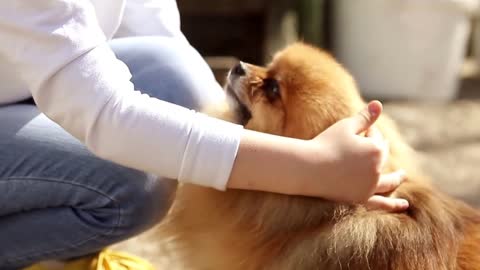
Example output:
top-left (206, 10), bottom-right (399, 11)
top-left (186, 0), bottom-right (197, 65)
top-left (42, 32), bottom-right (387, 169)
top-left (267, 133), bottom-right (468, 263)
top-left (23, 265), bottom-right (49, 270)
top-left (24, 249), bottom-right (155, 270)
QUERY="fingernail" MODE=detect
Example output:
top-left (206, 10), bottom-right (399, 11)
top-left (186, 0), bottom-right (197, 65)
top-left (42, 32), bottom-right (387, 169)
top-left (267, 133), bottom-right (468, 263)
top-left (400, 200), bottom-right (409, 208)
top-left (368, 101), bottom-right (382, 117)
top-left (368, 104), bottom-right (378, 117)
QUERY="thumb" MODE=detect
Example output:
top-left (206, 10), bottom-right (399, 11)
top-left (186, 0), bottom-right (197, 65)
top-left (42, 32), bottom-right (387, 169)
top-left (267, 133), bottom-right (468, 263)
top-left (348, 100), bottom-right (383, 134)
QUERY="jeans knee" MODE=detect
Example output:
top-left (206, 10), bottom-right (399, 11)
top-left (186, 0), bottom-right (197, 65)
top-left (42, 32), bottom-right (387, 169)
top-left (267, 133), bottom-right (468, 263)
top-left (112, 172), bottom-right (177, 237)
top-left (110, 36), bottom-right (225, 110)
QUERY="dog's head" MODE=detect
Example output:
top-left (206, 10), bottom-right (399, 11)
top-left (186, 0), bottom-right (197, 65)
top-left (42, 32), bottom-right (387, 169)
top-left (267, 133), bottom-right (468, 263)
top-left (226, 42), bottom-right (364, 139)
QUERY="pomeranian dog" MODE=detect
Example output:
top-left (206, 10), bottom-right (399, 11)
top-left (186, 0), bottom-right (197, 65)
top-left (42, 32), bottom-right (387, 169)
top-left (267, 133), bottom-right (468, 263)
top-left (160, 43), bottom-right (480, 270)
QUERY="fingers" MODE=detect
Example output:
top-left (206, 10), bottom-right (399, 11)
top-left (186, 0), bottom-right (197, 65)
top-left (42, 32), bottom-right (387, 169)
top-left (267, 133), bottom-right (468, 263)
top-left (365, 126), bottom-right (389, 167)
top-left (375, 170), bottom-right (406, 194)
top-left (348, 101), bottom-right (383, 134)
top-left (366, 170), bottom-right (407, 212)
top-left (365, 195), bottom-right (409, 212)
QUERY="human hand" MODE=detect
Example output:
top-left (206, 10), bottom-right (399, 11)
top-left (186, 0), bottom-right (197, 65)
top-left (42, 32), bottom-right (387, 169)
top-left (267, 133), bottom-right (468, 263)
top-left (227, 101), bottom-right (408, 212)
top-left (302, 101), bottom-right (408, 212)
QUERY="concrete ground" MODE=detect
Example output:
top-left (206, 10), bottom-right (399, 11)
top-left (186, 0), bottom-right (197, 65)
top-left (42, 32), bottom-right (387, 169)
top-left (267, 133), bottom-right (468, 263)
top-left (112, 63), bottom-right (480, 269)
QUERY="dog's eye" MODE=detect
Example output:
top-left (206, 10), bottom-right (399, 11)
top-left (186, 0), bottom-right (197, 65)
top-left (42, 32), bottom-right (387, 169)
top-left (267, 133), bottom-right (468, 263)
top-left (263, 78), bottom-right (280, 102)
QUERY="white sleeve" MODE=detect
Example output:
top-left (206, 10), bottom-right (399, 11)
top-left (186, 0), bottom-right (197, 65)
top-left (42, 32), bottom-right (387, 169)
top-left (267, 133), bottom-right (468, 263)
top-left (0, 1), bottom-right (243, 190)
top-left (114, 0), bottom-right (187, 41)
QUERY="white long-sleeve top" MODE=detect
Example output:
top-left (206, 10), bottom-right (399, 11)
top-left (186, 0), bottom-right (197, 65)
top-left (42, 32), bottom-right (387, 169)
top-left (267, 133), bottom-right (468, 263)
top-left (0, 0), bottom-right (244, 190)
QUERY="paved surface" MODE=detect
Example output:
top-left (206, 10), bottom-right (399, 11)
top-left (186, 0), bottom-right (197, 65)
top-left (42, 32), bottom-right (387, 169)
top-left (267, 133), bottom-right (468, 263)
top-left (112, 75), bottom-right (480, 269)
top-left (385, 99), bottom-right (480, 207)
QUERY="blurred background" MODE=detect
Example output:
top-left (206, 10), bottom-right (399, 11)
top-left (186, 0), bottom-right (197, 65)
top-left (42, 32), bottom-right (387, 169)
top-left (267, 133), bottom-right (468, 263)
top-left (115, 0), bottom-right (480, 266)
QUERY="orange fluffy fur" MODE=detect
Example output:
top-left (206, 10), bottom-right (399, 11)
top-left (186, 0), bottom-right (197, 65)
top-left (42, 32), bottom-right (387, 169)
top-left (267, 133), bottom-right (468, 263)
top-left (160, 43), bottom-right (480, 270)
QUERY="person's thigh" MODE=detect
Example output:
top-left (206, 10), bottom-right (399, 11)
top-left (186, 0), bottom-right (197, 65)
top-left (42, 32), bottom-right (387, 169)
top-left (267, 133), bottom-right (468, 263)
top-left (0, 105), bottom-right (176, 269)
top-left (109, 36), bottom-right (225, 110)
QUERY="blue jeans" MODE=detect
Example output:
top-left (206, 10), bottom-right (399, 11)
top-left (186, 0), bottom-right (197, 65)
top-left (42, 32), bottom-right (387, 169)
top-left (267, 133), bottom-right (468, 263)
top-left (0, 36), bottom-right (222, 269)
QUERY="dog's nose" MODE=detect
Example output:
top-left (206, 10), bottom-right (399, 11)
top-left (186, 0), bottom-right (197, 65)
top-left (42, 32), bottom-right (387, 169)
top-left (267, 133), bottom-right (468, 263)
top-left (231, 61), bottom-right (246, 76)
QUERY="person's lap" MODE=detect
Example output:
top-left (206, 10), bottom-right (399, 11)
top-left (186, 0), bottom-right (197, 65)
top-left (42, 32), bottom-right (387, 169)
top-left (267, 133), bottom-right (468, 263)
top-left (0, 36), bottom-right (222, 269)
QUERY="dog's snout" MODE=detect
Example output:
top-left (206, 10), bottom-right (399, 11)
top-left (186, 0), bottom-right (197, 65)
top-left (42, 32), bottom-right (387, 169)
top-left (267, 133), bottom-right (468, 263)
top-left (231, 62), bottom-right (246, 76)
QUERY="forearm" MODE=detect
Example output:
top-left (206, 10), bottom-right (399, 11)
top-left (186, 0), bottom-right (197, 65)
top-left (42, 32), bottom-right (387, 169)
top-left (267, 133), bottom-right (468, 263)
top-left (227, 129), bottom-right (327, 196)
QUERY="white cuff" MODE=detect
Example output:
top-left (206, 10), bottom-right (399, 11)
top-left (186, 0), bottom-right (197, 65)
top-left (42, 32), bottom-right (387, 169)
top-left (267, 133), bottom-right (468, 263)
top-left (179, 113), bottom-right (244, 190)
